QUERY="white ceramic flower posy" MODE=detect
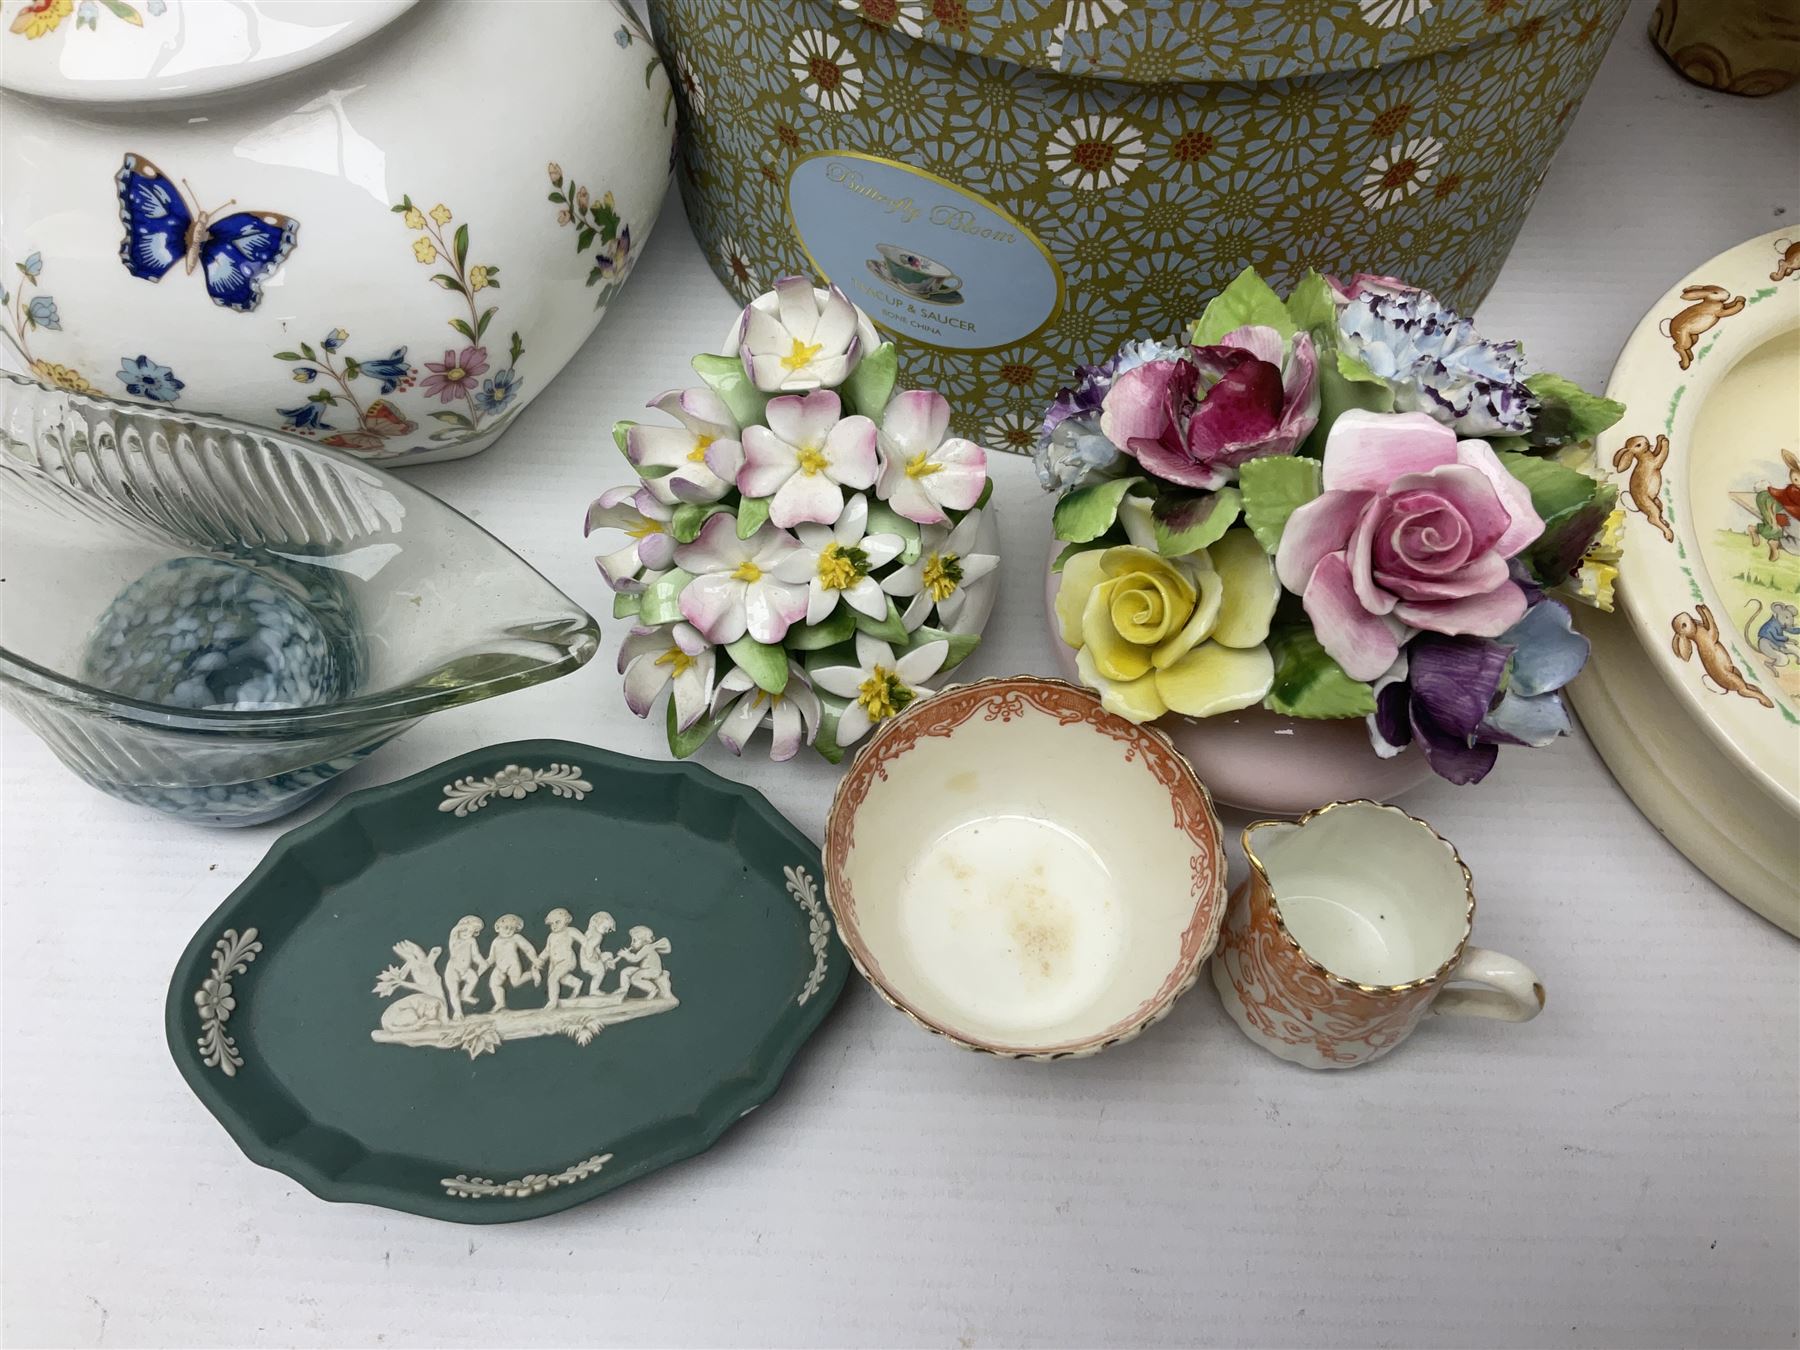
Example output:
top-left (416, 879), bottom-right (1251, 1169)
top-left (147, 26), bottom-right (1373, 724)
top-left (588, 278), bottom-right (999, 763)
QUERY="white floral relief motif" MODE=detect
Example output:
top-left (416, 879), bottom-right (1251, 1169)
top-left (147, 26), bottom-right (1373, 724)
top-left (437, 763), bottom-right (592, 817)
top-left (713, 234), bottom-right (759, 300)
top-left (442, 1152), bottom-right (613, 1200)
top-left (1064, 0), bottom-right (1128, 32)
top-left (1359, 0), bottom-right (1434, 28)
top-left (1045, 115), bottom-right (1146, 190)
top-left (835, 0), bottom-right (925, 36)
top-left (195, 927), bottom-right (262, 1077)
top-left (1359, 136), bottom-right (1443, 211)
top-left (788, 28), bottom-right (865, 113)
top-left (674, 50), bottom-right (706, 116)
top-left (785, 865), bottom-right (831, 1005)
top-left (371, 908), bottom-right (676, 1059)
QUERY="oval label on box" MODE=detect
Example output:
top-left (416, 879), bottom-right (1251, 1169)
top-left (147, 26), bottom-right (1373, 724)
top-left (786, 151), bottom-right (1063, 354)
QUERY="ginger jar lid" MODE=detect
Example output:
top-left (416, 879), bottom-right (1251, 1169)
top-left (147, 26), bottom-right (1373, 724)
top-left (0, 0), bottom-right (418, 103)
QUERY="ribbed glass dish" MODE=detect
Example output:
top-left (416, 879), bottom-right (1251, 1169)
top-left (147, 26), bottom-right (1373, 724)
top-left (0, 374), bottom-right (599, 825)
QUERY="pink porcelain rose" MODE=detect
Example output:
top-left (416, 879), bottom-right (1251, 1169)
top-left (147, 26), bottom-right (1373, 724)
top-left (1275, 410), bottom-right (1544, 681)
top-left (1098, 324), bottom-right (1319, 490)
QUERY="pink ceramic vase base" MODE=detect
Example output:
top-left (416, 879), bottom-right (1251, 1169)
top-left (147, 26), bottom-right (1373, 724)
top-left (1040, 535), bottom-right (1432, 814)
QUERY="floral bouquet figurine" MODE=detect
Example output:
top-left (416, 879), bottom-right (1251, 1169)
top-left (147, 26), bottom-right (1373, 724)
top-left (1037, 268), bottom-right (1625, 785)
top-left (589, 277), bottom-right (999, 762)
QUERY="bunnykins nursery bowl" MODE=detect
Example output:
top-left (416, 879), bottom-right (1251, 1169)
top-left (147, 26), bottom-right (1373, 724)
top-left (822, 677), bottom-right (1228, 1058)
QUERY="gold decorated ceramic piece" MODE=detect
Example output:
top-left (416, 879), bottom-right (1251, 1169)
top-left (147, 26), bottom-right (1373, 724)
top-left (823, 676), bottom-right (1227, 1059)
top-left (1211, 801), bottom-right (1545, 1070)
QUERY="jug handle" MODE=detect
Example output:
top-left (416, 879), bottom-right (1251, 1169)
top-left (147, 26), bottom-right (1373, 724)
top-left (1433, 947), bottom-right (1544, 1023)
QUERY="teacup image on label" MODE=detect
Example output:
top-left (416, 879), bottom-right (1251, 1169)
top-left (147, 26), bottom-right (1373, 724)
top-left (872, 242), bottom-right (964, 303)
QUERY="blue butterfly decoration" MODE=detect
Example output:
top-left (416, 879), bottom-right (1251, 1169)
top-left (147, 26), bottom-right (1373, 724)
top-left (115, 153), bottom-right (299, 313)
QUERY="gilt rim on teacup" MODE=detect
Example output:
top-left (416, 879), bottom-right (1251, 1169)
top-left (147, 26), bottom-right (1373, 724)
top-left (1240, 800), bottom-right (1477, 997)
top-left (822, 675), bottom-right (1229, 1059)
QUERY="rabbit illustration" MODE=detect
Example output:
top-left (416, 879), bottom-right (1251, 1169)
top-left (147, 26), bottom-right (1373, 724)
top-left (1661, 284), bottom-right (1745, 370)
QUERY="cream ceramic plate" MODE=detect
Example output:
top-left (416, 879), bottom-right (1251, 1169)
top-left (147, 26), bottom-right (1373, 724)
top-left (822, 677), bottom-right (1228, 1058)
top-left (1567, 608), bottom-right (1797, 935)
top-left (1600, 229), bottom-right (1800, 819)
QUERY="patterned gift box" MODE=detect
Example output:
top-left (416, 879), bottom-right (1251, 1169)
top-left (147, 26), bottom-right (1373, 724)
top-left (652, 0), bottom-right (1627, 447)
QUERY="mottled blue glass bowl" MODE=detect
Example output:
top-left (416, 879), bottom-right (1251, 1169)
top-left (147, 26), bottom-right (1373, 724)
top-left (0, 374), bottom-right (599, 825)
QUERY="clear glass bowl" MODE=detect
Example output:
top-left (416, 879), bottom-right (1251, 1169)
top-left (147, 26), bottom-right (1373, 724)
top-left (0, 374), bottom-right (599, 825)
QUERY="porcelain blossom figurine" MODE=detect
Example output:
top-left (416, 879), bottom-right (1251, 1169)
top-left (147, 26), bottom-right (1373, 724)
top-left (589, 277), bottom-right (1000, 763)
top-left (1037, 268), bottom-right (1627, 785)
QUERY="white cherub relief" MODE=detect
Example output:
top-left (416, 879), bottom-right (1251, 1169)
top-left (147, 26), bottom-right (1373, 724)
top-left (371, 907), bottom-right (678, 1059)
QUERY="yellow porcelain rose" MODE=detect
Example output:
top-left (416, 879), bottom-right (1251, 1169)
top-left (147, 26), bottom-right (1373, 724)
top-left (1055, 529), bottom-right (1277, 723)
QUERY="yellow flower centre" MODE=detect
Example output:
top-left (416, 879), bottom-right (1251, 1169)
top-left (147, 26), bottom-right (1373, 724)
top-left (654, 646), bottom-right (694, 676)
top-left (905, 451), bottom-right (942, 479)
top-left (626, 519), bottom-right (664, 540)
top-left (447, 365), bottom-right (466, 382)
top-left (921, 551), bottom-right (962, 603)
top-left (688, 432), bottom-right (716, 464)
top-left (856, 665), bottom-right (912, 723)
top-left (816, 542), bottom-right (865, 591)
top-left (732, 560), bottom-right (764, 583)
top-left (795, 445), bottom-right (830, 476)
top-left (781, 337), bottom-right (823, 372)
top-left (1109, 571), bottom-right (1186, 645)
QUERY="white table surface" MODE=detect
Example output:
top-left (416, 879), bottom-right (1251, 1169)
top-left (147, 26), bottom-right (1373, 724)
top-left (4, 20), bottom-right (1798, 1350)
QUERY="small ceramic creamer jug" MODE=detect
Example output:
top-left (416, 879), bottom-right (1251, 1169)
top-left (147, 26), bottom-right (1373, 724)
top-left (1210, 801), bottom-right (1543, 1069)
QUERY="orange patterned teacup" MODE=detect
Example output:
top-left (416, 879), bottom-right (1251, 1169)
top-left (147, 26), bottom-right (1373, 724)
top-left (1210, 801), bottom-right (1543, 1070)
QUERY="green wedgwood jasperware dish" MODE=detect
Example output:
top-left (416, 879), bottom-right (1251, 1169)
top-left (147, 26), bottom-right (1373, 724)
top-left (166, 739), bottom-right (846, 1224)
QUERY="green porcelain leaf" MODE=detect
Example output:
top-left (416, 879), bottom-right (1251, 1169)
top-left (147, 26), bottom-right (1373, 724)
top-left (1283, 270), bottom-right (1338, 334)
top-left (666, 696), bottom-right (722, 758)
top-left (671, 502), bottom-right (729, 544)
top-left (736, 496), bottom-right (771, 539)
top-left (1189, 267), bottom-right (1295, 345)
top-left (612, 592), bottom-right (642, 620)
top-left (782, 606), bottom-right (858, 651)
top-left (1239, 456), bottom-right (1323, 553)
top-left (1152, 487), bottom-right (1241, 557)
top-left (866, 499), bottom-right (922, 563)
top-left (1305, 345), bottom-right (1394, 456)
top-left (1051, 539), bottom-right (1108, 572)
top-left (1053, 476), bottom-right (1142, 543)
top-left (1522, 372), bottom-right (1627, 449)
top-left (811, 695), bottom-right (850, 765)
top-left (1497, 449), bottom-right (1603, 521)
top-left (725, 635), bottom-right (789, 694)
top-left (853, 598), bottom-right (910, 646)
top-left (1263, 626), bottom-right (1377, 719)
top-left (1520, 482), bottom-right (1619, 589)
top-left (611, 420), bottom-right (634, 461)
top-left (841, 343), bottom-right (898, 418)
top-left (691, 354), bottom-right (769, 429)
top-left (638, 568), bottom-right (693, 626)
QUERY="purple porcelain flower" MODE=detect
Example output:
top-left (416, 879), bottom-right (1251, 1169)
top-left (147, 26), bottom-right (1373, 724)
top-left (1369, 596), bottom-right (1590, 784)
top-left (1097, 325), bottom-right (1319, 490)
top-left (1034, 337), bottom-right (1186, 491)
top-left (1276, 410), bottom-right (1544, 681)
top-left (1338, 286), bottom-right (1536, 437)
